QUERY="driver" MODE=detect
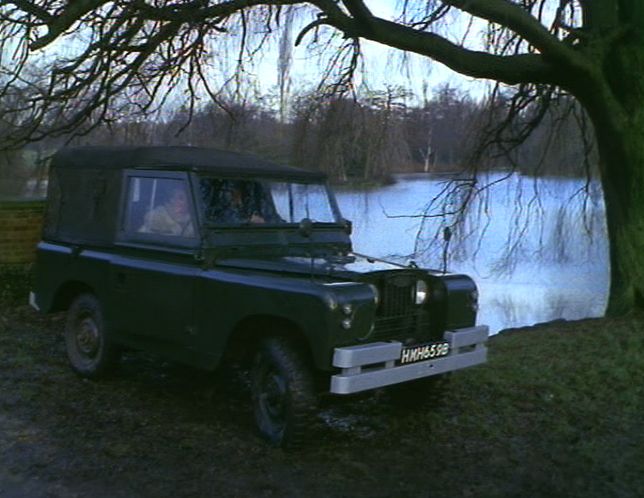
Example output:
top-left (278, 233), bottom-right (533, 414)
top-left (139, 186), bottom-right (195, 236)
top-left (216, 181), bottom-right (265, 224)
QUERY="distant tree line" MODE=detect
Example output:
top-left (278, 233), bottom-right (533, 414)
top-left (4, 84), bottom-right (596, 196)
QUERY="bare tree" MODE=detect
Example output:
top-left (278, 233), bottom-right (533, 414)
top-left (290, 87), bottom-right (409, 181)
top-left (1, 1), bottom-right (643, 314)
top-left (404, 84), bottom-right (480, 172)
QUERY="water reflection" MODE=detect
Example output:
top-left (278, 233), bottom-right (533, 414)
top-left (336, 172), bottom-right (609, 334)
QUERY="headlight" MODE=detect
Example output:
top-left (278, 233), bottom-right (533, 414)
top-left (414, 280), bottom-right (428, 305)
top-left (368, 284), bottom-right (380, 306)
top-left (341, 303), bottom-right (353, 315)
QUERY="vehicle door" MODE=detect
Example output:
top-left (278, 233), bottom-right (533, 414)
top-left (109, 170), bottom-right (200, 346)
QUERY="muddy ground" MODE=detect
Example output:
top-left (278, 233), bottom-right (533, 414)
top-left (1, 304), bottom-right (643, 498)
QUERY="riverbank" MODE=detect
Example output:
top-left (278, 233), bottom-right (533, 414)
top-left (0, 303), bottom-right (642, 498)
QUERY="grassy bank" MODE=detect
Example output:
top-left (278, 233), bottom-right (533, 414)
top-left (0, 303), bottom-right (642, 497)
top-left (440, 318), bottom-right (644, 497)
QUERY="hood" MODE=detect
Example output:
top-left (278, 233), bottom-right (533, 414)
top-left (215, 253), bottom-right (440, 280)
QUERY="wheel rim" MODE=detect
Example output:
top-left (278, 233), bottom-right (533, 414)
top-left (75, 316), bottom-right (100, 358)
top-left (258, 363), bottom-right (287, 433)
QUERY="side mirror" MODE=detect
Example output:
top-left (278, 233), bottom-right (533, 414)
top-left (298, 217), bottom-right (313, 238)
top-left (343, 219), bottom-right (352, 235)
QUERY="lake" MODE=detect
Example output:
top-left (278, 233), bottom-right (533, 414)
top-left (336, 172), bottom-right (610, 334)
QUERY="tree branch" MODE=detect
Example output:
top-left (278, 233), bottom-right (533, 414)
top-left (442, 0), bottom-right (590, 73)
top-left (30, 0), bottom-right (111, 49)
top-left (14, 0), bottom-right (306, 50)
top-left (133, 0), bottom-right (303, 22)
top-left (340, 0), bottom-right (374, 30)
top-left (317, 9), bottom-right (561, 85)
top-left (3, 0), bottom-right (52, 22)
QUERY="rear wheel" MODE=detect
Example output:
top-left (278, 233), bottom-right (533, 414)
top-left (65, 293), bottom-right (119, 379)
top-left (251, 337), bottom-right (317, 448)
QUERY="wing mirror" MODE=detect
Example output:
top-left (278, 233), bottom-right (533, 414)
top-left (298, 218), bottom-right (313, 238)
top-left (342, 219), bottom-right (352, 235)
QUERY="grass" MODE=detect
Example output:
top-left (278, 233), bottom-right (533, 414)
top-left (0, 299), bottom-right (643, 497)
top-left (434, 318), bottom-right (644, 497)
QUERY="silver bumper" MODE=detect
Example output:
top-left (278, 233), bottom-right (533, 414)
top-left (330, 325), bottom-right (488, 394)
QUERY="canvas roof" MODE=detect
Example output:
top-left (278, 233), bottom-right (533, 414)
top-left (51, 146), bottom-right (326, 181)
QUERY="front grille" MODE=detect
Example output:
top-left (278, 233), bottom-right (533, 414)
top-left (370, 312), bottom-right (430, 342)
top-left (363, 273), bottom-right (438, 344)
top-left (380, 280), bottom-right (413, 316)
top-left (364, 274), bottom-right (428, 343)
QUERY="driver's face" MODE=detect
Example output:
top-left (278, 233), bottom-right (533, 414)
top-left (169, 189), bottom-right (188, 215)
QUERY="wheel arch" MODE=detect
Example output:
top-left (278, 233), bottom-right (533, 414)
top-left (223, 314), bottom-right (315, 368)
top-left (51, 280), bottom-right (96, 312)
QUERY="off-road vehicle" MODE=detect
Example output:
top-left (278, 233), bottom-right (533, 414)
top-left (30, 146), bottom-right (488, 447)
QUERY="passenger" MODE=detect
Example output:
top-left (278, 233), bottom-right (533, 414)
top-left (140, 187), bottom-right (195, 236)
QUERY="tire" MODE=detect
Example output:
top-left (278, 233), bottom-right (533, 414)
top-left (387, 374), bottom-right (451, 410)
top-left (251, 337), bottom-right (317, 448)
top-left (65, 293), bottom-right (119, 379)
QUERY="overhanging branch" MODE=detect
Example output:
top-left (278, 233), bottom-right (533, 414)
top-left (443, 0), bottom-right (588, 71)
top-left (318, 10), bottom-right (561, 85)
top-left (30, 0), bottom-right (110, 49)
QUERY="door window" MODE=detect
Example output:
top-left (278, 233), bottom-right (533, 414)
top-left (125, 177), bottom-right (195, 238)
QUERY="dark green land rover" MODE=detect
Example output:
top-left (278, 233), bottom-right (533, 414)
top-left (30, 146), bottom-right (488, 447)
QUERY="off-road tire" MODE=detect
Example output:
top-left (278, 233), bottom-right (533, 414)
top-left (251, 337), bottom-right (317, 448)
top-left (387, 374), bottom-right (451, 411)
top-left (65, 293), bottom-right (119, 379)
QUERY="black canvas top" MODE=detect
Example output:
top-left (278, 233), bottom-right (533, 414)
top-left (51, 146), bottom-right (326, 181)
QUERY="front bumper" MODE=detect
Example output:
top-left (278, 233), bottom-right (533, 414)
top-left (330, 325), bottom-right (488, 394)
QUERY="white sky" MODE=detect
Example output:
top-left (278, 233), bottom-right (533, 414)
top-left (254, 0), bottom-right (489, 103)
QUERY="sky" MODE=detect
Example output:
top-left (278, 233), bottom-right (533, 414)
top-left (251, 0), bottom-right (489, 103)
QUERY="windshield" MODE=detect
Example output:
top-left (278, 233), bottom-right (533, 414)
top-left (199, 177), bottom-right (340, 226)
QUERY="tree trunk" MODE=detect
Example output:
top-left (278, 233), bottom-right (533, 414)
top-left (600, 124), bottom-right (644, 315)
top-left (583, 71), bottom-right (644, 314)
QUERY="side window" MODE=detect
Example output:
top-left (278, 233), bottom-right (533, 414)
top-left (125, 177), bottom-right (195, 238)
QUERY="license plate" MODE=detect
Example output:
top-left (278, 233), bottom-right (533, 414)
top-left (400, 341), bottom-right (450, 364)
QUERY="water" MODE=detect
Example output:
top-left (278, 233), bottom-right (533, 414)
top-left (335, 172), bottom-right (610, 334)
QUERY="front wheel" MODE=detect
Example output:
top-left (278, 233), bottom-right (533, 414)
top-left (65, 293), bottom-right (119, 379)
top-left (251, 337), bottom-right (317, 448)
